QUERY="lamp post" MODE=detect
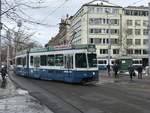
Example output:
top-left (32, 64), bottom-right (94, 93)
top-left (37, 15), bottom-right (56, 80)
top-left (13, 20), bottom-right (22, 57)
top-left (0, 0), bottom-right (2, 69)
top-left (106, 10), bottom-right (111, 65)
top-left (148, 3), bottom-right (150, 75)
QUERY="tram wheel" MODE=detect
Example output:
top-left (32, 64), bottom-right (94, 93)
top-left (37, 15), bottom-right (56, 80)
top-left (80, 80), bottom-right (87, 85)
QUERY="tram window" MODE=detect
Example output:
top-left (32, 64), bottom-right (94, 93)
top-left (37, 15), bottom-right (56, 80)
top-left (75, 53), bottom-right (87, 68)
top-left (30, 56), bottom-right (33, 66)
top-left (40, 55), bottom-right (47, 66)
top-left (140, 60), bottom-right (142, 64)
top-left (65, 55), bottom-right (73, 69)
top-left (17, 57), bottom-right (22, 65)
top-left (34, 56), bottom-right (40, 67)
top-left (47, 55), bottom-right (55, 66)
top-left (23, 57), bottom-right (26, 67)
top-left (111, 61), bottom-right (115, 64)
top-left (55, 54), bottom-right (63, 66)
top-left (88, 53), bottom-right (97, 67)
top-left (98, 60), bottom-right (107, 64)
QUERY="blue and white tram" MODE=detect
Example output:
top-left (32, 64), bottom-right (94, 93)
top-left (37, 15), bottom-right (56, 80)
top-left (15, 44), bottom-right (98, 84)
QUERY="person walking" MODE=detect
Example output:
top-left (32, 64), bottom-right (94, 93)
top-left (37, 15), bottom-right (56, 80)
top-left (1, 65), bottom-right (7, 81)
top-left (113, 63), bottom-right (119, 79)
top-left (128, 65), bottom-right (134, 81)
top-left (107, 64), bottom-right (111, 76)
top-left (137, 66), bottom-right (143, 79)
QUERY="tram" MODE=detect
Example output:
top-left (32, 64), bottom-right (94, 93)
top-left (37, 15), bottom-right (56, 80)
top-left (15, 44), bottom-right (98, 84)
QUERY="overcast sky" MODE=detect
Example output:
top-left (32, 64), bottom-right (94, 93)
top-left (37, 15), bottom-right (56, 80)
top-left (3, 0), bottom-right (149, 46)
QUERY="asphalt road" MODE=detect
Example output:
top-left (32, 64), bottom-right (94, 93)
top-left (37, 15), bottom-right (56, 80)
top-left (9, 71), bottom-right (150, 113)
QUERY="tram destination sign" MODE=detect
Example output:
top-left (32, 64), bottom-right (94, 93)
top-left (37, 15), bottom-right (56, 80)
top-left (87, 45), bottom-right (96, 52)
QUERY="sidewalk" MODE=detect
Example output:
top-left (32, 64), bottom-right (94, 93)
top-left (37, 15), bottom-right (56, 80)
top-left (98, 70), bottom-right (150, 85)
top-left (0, 76), bottom-right (54, 113)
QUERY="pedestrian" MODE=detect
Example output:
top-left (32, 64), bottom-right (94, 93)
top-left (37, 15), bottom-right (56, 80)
top-left (106, 64), bottom-right (111, 76)
top-left (113, 63), bottom-right (119, 79)
top-left (1, 65), bottom-right (7, 81)
top-left (137, 66), bottom-right (143, 79)
top-left (128, 65), bottom-right (134, 81)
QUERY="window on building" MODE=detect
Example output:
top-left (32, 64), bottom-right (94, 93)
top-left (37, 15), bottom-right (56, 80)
top-left (90, 29), bottom-right (94, 33)
top-left (143, 49), bottom-right (148, 54)
top-left (99, 39), bottom-right (102, 44)
top-left (143, 39), bottom-right (148, 45)
top-left (111, 39), bottom-right (119, 44)
top-left (96, 7), bottom-right (103, 13)
top-left (143, 20), bottom-right (148, 26)
top-left (112, 8), bottom-right (119, 14)
top-left (127, 39), bottom-right (133, 45)
top-left (88, 7), bottom-right (95, 13)
top-left (111, 19), bottom-right (119, 25)
top-left (127, 20), bottom-right (132, 26)
top-left (143, 29), bottom-right (148, 35)
top-left (135, 29), bottom-right (141, 35)
top-left (47, 55), bottom-right (55, 66)
top-left (141, 11), bottom-right (148, 16)
top-left (90, 38), bottom-right (93, 44)
top-left (94, 38), bottom-right (100, 44)
top-left (134, 49), bottom-right (141, 54)
top-left (40, 55), bottom-right (47, 66)
top-left (135, 20), bottom-right (141, 26)
top-left (55, 54), bottom-right (63, 66)
top-left (113, 49), bottom-right (119, 54)
top-left (127, 49), bottom-right (133, 54)
top-left (135, 39), bottom-right (141, 45)
top-left (110, 29), bottom-right (119, 34)
top-left (127, 29), bottom-right (133, 35)
top-left (106, 39), bottom-right (109, 44)
top-left (103, 39), bottom-right (105, 44)
top-left (100, 49), bottom-right (108, 54)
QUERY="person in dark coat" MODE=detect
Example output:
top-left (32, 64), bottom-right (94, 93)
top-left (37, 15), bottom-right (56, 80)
top-left (107, 64), bottom-right (111, 76)
top-left (128, 65), bottom-right (134, 81)
top-left (1, 66), bottom-right (7, 81)
top-left (137, 66), bottom-right (143, 79)
top-left (113, 63), bottom-right (119, 78)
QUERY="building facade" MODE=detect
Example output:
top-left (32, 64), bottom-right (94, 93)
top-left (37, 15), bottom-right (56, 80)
top-left (69, 0), bottom-right (149, 65)
top-left (46, 15), bottom-right (71, 47)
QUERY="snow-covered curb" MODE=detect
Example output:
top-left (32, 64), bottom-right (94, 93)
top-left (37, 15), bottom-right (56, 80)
top-left (0, 77), bottom-right (54, 113)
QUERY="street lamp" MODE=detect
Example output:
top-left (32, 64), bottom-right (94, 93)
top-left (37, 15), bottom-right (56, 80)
top-left (106, 10), bottom-right (111, 65)
top-left (148, 3), bottom-right (150, 75)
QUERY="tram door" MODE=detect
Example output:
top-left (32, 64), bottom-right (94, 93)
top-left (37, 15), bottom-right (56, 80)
top-left (64, 54), bottom-right (73, 81)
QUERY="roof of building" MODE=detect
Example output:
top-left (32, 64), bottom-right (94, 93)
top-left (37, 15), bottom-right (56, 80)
top-left (125, 6), bottom-right (148, 10)
top-left (84, 0), bottom-right (121, 8)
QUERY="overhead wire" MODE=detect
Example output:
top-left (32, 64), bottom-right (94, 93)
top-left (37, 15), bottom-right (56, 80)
top-left (41, 0), bottom-right (70, 22)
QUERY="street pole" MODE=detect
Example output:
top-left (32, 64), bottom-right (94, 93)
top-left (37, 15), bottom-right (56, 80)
top-left (7, 31), bottom-right (11, 69)
top-left (148, 3), bottom-right (150, 75)
top-left (0, 0), bottom-right (2, 69)
top-left (106, 10), bottom-right (111, 65)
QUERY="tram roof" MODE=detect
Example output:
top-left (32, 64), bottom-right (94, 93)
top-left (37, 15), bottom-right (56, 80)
top-left (16, 44), bottom-right (96, 55)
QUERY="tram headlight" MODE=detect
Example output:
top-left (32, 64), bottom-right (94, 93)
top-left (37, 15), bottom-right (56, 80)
top-left (93, 72), bottom-right (95, 75)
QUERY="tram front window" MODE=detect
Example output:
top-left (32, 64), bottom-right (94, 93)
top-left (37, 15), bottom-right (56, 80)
top-left (75, 53), bottom-right (87, 68)
top-left (88, 53), bottom-right (97, 68)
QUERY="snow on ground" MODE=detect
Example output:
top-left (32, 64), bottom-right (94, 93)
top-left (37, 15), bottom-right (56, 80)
top-left (0, 77), bottom-right (53, 113)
